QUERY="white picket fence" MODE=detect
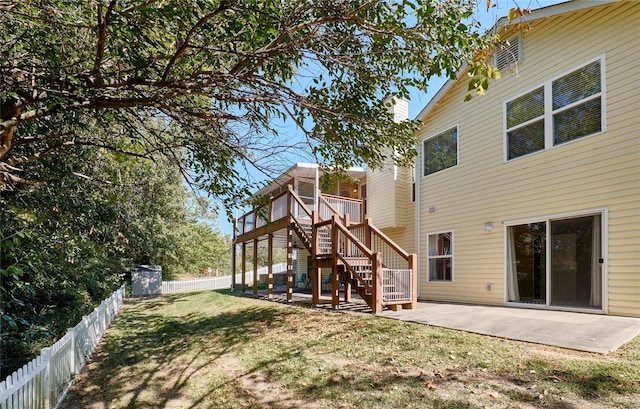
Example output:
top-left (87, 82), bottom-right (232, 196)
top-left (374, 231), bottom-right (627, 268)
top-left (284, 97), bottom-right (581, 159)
top-left (0, 285), bottom-right (126, 409)
top-left (161, 263), bottom-right (288, 294)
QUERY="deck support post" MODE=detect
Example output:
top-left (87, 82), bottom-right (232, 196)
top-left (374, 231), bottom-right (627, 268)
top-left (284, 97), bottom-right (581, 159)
top-left (253, 238), bottom-right (259, 295)
top-left (332, 264), bottom-right (340, 309)
top-left (311, 211), bottom-right (321, 305)
top-left (343, 214), bottom-right (351, 303)
top-left (267, 234), bottom-right (274, 299)
top-left (405, 253), bottom-right (418, 309)
top-left (372, 252), bottom-right (383, 314)
top-left (343, 270), bottom-right (352, 303)
top-left (241, 242), bottom-right (247, 293)
top-left (286, 226), bottom-right (294, 302)
top-left (365, 218), bottom-right (373, 249)
top-left (331, 214), bottom-right (340, 309)
top-left (231, 243), bottom-right (236, 292)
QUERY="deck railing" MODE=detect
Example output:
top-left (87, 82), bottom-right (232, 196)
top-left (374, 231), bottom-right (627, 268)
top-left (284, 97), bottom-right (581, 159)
top-left (319, 194), bottom-right (362, 223)
top-left (0, 285), bottom-right (125, 409)
top-left (383, 268), bottom-right (413, 303)
top-left (162, 264), bottom-right (288, 294)
top-left (235, 187), bottom-right (363, 238)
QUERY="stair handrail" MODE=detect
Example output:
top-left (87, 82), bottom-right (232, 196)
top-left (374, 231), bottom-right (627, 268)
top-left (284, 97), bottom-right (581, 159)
top-left (330, 215), bottom-right (382, 309)
top-left (366, 221), bottom-right (410, 261)
top-left (332, 215), bottom-right (374, 258)
top-left (347, 218), bottom-right (416, 307)
top-left (288, 185), bottom-right (313, 219)
top-left (318, 194), bottom-right (344, 222)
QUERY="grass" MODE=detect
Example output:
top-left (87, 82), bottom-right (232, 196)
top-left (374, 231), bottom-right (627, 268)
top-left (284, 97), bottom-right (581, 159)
top-left (61, 291), bottom-right (640, 409)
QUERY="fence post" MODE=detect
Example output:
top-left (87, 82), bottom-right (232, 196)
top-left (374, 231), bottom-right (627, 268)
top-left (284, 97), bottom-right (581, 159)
top-left (42, 347), bottom-right (52, 409)
top-left (68, 327), bottom-right (76, 377)
top-left (101, 300), bottom-right (108, 337)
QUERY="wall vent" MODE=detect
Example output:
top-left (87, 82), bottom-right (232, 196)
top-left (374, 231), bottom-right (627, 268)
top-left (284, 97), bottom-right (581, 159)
top-left (495, 33), bottom-right (522, 72)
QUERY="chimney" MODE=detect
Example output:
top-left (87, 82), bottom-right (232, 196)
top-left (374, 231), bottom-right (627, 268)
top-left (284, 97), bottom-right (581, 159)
top-left (386, 97), bottom-right (409, 123)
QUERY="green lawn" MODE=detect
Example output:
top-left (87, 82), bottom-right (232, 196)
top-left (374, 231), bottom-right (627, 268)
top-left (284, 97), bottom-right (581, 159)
top-left (61, 291), bottom-right (640, 409)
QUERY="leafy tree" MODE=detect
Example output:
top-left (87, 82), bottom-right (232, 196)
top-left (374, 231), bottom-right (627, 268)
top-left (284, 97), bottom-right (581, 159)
top-left (0, 139), bottom-right (230, 374)
top-left (1, 0), bottom-right (499, 212)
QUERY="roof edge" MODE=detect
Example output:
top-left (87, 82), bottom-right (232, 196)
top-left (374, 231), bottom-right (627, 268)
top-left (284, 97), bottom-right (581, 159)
top-left (414, 0), bottom-right (621, 123)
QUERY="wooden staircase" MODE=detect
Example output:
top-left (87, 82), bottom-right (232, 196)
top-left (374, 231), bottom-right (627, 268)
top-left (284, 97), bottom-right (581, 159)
top-left (233, 185), bottom-right (416, 314)
top-left (288, 188), bottom-right (417, 314)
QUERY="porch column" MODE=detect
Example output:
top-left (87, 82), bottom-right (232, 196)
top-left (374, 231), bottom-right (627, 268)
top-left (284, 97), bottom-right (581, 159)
top-left (267, 234), bottom-right (274, 300)
top-left (241, 242), bottom-right (247, 293)
top-left (253, 238), bottom-right (259, 296)
top-left (286, 226), bottom-right (294, 302)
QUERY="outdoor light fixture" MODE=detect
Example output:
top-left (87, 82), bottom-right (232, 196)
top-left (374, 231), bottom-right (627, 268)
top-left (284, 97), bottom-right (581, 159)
top-left (484, 223), bottom-right (493, 232)
top-left (429, 207), bottom-right (436, 213)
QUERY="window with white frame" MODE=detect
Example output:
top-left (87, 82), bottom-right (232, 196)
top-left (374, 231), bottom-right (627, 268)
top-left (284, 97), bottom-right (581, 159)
top-left (428, 232), bottom-right (453, 282)
top-left (505, 57), bottom-right (604, 160)
top-left (423, 126), bottom-right (458, 176)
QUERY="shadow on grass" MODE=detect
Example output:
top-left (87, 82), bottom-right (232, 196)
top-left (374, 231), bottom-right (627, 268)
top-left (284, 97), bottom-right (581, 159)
top-left (61, 292), bottom-right (640, 409)
top-left (61, 291), bottom-right (295, 409)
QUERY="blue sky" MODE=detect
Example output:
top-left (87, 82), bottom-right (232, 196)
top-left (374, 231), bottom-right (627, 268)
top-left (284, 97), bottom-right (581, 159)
top-left (214, 0), bottom-right (569, 236)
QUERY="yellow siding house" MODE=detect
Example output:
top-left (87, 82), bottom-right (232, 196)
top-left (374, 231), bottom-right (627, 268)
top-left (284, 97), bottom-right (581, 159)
top-left (412, 0), bottom-right (639, 317)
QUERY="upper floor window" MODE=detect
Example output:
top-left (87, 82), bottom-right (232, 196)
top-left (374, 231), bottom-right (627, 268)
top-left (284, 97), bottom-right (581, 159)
top-left (505, 57), bottom-right (604, 160)
top-left (423, 126), bottom-right (458, 176)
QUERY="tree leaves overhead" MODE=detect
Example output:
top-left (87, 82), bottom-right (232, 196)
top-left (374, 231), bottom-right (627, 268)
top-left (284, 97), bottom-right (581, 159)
top-left (1, 0), bottom-right (496, 208)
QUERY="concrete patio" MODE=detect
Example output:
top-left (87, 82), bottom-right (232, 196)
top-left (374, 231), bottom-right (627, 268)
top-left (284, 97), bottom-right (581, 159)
top-left (247, 288), bottom-right (640, 354)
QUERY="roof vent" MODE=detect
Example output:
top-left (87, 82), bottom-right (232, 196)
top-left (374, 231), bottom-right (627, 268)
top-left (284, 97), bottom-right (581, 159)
top-left (495, 33), bottom-right (522, 72)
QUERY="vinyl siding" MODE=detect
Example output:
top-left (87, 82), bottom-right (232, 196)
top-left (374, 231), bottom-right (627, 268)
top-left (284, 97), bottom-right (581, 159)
top-left (381, 165), bottom-right (416, 254)
top-left (366, 154), bottom-right (398, 228)
top-left (366, 98), bottom-right (411, 229)
top-left (416, 1), bottom-right (640, 316)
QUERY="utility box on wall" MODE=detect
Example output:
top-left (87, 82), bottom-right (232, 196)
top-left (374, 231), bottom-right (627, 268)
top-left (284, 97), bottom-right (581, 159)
top-left (132, 265), bottom-right (162, 296)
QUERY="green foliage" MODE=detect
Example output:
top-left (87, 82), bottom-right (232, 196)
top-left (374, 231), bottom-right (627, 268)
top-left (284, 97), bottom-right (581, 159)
top-left (0, 137), bottom-right (230, 374)
top-left (1, 0), bottom-right (499, 215)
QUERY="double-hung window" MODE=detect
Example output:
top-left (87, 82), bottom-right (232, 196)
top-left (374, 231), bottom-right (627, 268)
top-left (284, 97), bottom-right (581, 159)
top-left (423, 126), bottom-right (458, 176)
top-left (428, 232), bottom-right (453, 282)
top-left (505, 57), bottom-right (604, 160)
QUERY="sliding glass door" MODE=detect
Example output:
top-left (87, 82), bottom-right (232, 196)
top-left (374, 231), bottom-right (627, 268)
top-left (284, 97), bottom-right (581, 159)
top-left (507, 213), bottom-right (603, 310)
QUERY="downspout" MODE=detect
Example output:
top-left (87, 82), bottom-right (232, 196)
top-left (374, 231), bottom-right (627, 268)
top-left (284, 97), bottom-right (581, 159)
top-left (415, 147), bottom-right (421, 297)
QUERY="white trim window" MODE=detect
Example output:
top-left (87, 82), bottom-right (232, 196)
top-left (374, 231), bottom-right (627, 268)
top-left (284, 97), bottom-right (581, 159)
top-left (505, 56), bottom-right (605, 160)
top-left (427, 231), bottom-right (453, 282)
top-left (423, 126), bottom-right (458, 176)
top-left (505, 210), bottom-right (605, 312)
